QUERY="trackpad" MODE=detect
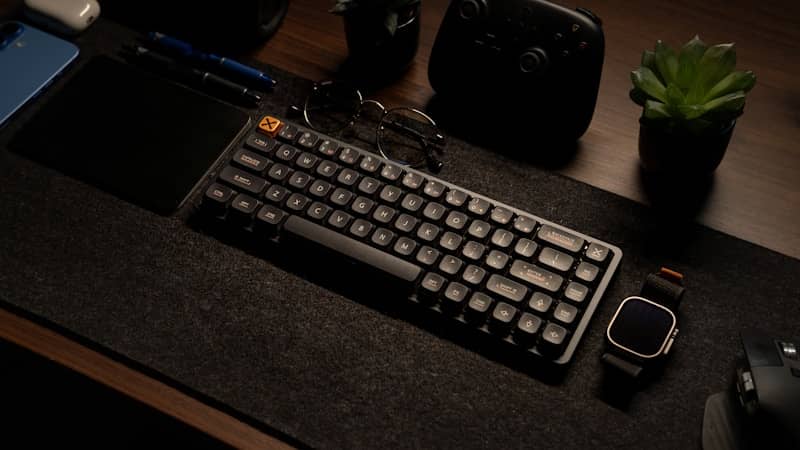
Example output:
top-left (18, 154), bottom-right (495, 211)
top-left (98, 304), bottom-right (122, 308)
top-left (11, 56), bottom-right (250, 215)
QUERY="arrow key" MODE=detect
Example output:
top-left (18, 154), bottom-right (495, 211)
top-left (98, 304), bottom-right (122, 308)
top-left (538, 322), bottom-right (569, 358)
top-left (490, 302), bottom-right (518, 335)
top-left (514, 313), bottom-right (542, 348)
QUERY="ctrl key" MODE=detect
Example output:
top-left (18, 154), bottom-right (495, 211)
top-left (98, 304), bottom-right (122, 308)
top-left (255, 204), bottom-right (287, 236)
top-left (203, 183), bottom-right (235, 216)
top-left (538, 322), bottom-right (569, 358)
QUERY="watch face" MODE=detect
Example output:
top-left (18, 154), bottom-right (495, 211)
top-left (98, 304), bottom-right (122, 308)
top-left (607, 296), bottom-right (676, 358)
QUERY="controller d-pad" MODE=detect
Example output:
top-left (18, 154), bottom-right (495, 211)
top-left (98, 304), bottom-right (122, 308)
top-left (519, 47), bottom-right (549, 74)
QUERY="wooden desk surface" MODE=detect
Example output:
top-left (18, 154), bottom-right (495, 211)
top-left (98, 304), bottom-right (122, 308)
top-left (2, 1), bottom-right (798, 449)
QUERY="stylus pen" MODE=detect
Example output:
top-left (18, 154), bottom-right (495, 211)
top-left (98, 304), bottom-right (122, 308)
top-left (147, 32), bottom-right (277, 89)
top-left (126, 46), bottom-right (262, 107)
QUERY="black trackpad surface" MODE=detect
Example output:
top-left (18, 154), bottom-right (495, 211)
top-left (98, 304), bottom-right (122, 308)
top-left (11, 56), bottom-right (250, 215)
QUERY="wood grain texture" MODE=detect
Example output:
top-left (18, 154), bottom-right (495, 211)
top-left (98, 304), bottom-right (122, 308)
top-left (254, 0), bottom-right (800, 258)
top-left (0, 309), bottom-right (294, 450)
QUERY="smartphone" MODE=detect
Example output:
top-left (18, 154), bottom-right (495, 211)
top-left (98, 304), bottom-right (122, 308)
top-left (0, 21), bottom-right (79, 127)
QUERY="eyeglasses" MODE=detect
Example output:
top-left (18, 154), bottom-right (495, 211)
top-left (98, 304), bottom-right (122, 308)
top-left (291, 81), bottom-right (446, 173)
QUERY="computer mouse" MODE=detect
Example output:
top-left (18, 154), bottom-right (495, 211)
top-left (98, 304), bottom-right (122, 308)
top-left (736, 331), bottom-right (800, 449)
top-left (23, 0), bottom-right (100, 35)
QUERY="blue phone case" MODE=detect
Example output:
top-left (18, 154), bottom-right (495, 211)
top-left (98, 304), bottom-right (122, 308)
top-left (0, 22), bottom-right (79, 126)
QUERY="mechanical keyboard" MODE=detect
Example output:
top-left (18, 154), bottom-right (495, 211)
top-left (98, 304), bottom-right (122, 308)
top-left (199, 114), bottom-right (622, 376)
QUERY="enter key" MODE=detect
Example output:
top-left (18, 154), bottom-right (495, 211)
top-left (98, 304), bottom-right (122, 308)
top-left (509, 260), bottom-right (564, 293)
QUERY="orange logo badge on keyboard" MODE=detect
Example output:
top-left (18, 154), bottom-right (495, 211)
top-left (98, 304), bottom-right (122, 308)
top-left (257, 116), bottom-right (282, 137)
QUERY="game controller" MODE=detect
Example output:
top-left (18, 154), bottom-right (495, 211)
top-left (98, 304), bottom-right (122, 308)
top-left (428, 0), bottom-right (604, 143)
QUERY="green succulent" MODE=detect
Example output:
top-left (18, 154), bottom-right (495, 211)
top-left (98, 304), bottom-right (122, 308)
top-left (330, 0), bottom-right (421, 36)
top-left (630, 36), bottom-right (756, 134)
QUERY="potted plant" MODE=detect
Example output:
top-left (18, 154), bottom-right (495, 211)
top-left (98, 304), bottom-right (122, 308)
top-left (330, 0), bottom-right (421, 75)
top-left (630, 36), bottom-right (756, 176)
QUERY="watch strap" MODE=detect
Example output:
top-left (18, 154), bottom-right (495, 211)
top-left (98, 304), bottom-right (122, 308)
top-left (600, 352), bottom-right (642, 406)
top-left (640, 267), bottom-right (684, 311)
top-left (601, 352), bottom-right (643, 379)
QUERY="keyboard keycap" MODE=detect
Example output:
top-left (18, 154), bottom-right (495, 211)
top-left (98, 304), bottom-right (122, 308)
top-left (349, 219), bottom-right (374, 238)
top-left (244, 133), bottom-right (277, 154)
top-left (203, 183), bottom-right (235, 215)
top-left (466, 293), bottom-right (493, 323)
top-left (422, 202), bottom-right (446, 221)
top-left (400, 194), bottom-right (424, 213)
top-left (337, 168), bottom-right (360, 186)
top-left (438, 255), bottom-right (464, 275)
top-left (338, 147), bottom-right (360, 165)
top-left (486, 274), bottom-right (528, 303)
top-left (350, 196), bottom-right (374, 216)
top-left (490, 229), bottom-right (514, 248)
top-left (564, 281), bottom-right (589, 304)
top-left (490, 207), bottom-right (513, 226)
top-left (416, 246), bottom-right (440, 266)
top-left (485, 250), bottom-right (510, 271)
top-left (575, 262), bottom-right (600, 284)
top-left (552, 302), bottom-right (579, 327)
top-left (416, 222), bottom-right (440, 242)
top-left (467, 197), bottom-right (490, 216)
top-left (393, 237), bottom-right (417, 256)
top-left (327, 210), bottom-right (352, 230)
top-left (539, 322), bottom-right (569, 357)
top-left (255, 204), bottom-right (287, 235)
top-left (286, 193), bottom-right (310, 212)
top-left (317, 140), bottom-right (338, 156)
top-left (373, 205), bottom-right (396, 224)
top-left (445, 211), bottom-right (468, 230)
top-left (264, 185), bottom-right (289, 204)
top-left (283, 216), bottom-right (421, 288)
top-left (491, 302), bottom-right (518, 334)
top-left (357, 177), bottom-right (381, 195)
top-left (277, 124), bottom-right (299, 141)
top-left (371, 228), bottom-right (395, 247)
top-left (288, 171), bottom-right (312, 190)
top-left (402, 172), bottom-right (425, 190)
top-left (359, 154), bottom-right (381, 173)
top-left (513, 238), bottom-right (538, 258)
top-left (445, 189), bottom-right (467, 207)
top-left (538, 224), bottom-right (585, 253)
top-left (443, 282), bottom-right (470, 310)
top-left (306, 202), bottom-right (330, 221)
top-left (439, 232), bottom-right (463, 251)
top-left (275, 145), bottom-right (299, 162)
top-left (461, 241), bottom-right (485, 261)
top-left (379, 185), bottom-right (403, 203)
top-left (394, 214), bottom-right (418, 233)
top-left (529, 292), bottom-right (553, 314)
top-left (514, 313), bottom-right (542, 347)
top-left (585, 242), bottom-right (610, 265)
top-left (513, 215), bottom-right (537, 234)
top-left (309, 180), bottom-right (333, 198)
top-left (297, 131), bottom-right (319, 149)
top-left (267, 163), bottom-right (291, 182)
top-left (380, 163), bottom-right (403, 181)
top-left (219, 166), bottom-right (268, 195)
top-left (462, 265), bottom-right (486, 286)
top-left (423, 180), bottom-right (446, 199)
top-left (538, 247), bottom-right (574, 272)
top-left (231, 193), bottom-right (260, 217)
top-left (467, 220), bottom-right (491, 239)
top-left (509, 261), bottom-right (563, 293)
top-left (419, 272), bottom-right (446, 301)
top-left (330, 188), bottom-right (354, 207)
top-left (232, 149), bottom-right (269, 173)
top-left (296, 152), bottom-right (319, 170)
top-left (316, 160), bottom-right (339, 178)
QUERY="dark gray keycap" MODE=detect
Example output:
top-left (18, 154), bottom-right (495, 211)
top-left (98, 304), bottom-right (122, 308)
top-left (486, 274), bottom-right (528, 303)
top-left (462, 265), bottom-right (486, 285)
top-left (467, 220), bottom-right (491, 239)
top-left (420, 272), bottom-right (446, 297)
top-left (330, 188), bottom-right (354, 207)
top-left (423, 180), bottom-right (446, 198)
top-left (400, 193), bottom-right (424, 212)
top-left (416, 222), bottom-right (440, 242)
top-left (380, 163), bottom-right (402, 181)
top-left (373, 205), bottom-right (396, 224)
top-left (585, 242), bottom-right (610, 264)
top-left (445, 189), bottom-right (467, 207)
top-left (267, 163), bottom-right (291, 182)
top-left (379, 185), bottom-right (403, 203)
top-left (337, 168), bottom-right (360, 186)
top-left (264, 184), bottom-right (289, 204)
top-left (232, 149), bottom-right (269, 173)
top-left (349, 219), bottom-right (373, 238)
top-left (443, 282), bottom-right (470, 308)
top-left (564, 281), bottom-right (589, 304)
top-left (394, 237), bottom-right (417, 256)
top-left (220, 166), bottom-right (268, 195)
top-left (297, 131), bottom-right (319, 149)
top-left (394, 214), bottom-right (418, 233)
top-left (285, 193), bottom-right (310, 212)
top-left (351, 196), bottom-right (375, 215)
top-left (529, 292), bottom-right (553, 314)
top-left (509, 261), bottom-right (563, 293)
top-left (288, 171), bottom-right (312, 190)
top-left (438, 255), bottom-right (464, 275)
top-left (203, 183), bottom-right (235, 214)
top-left (402, 172), bottom-right (425, 190)
top-left (316, 160), bottom-right (339, 178)
top-left (317, 139), bottom-right (338, 156)
top-left (308, 180), bottom-right (332, 198)
top-left (371, 228), bottom-right (395, 247)
top-left (306, 202), bottom-right (330, 221)
top-left (553, 302), bottom-right (579, 327)
top-left (439, 232), bottom-right (463, 251)
top-left (491, 229), bottom-right (514, 248)
top-left (466, 292), bottom-right (493, 322)
top-left (422, 202), bottom-right (446, 221)
top-left (537, 224), bottom-right (585, 253)
top-left (538, 247), bottom-right (574, 272)
top-left (416, 246), bottom-right (440, 266)
top-left (338, 147), bottom-right (360, 165)
top-left (514, 313), bottom-right (542, 347)
top-left (244, 133), bottom-right (277, 154)
top-left (461, 241), bottom-right (485, 261)
top-left (467, 197), bottom-right (490, 216)
top-left (277, 124), bottom-right (298, 141)
top-left (393, 237), bottom-right (417, 256)
top-left (513, 238), bottom-right (538, 258)
top-left (327, 210), bottom-right (352, 229)
top-left (485, 250), bottom-right (510, 271)
top-left (490, 207), bottom-right (513, 225)
top-left (255, 205), bottom-right (286, 235)
top-left (491, 302), bottom-right (518, 332)
top-left (275, 145), bottom-right (298, 161)
top-left (359, 154), bottom-right (381, 173)
top-left (445, 211), bottom-right (468, 230)
top-left (358, 177), bottom-right (381, 195)
top-left (231, 193), bottom-right (259, 216)
top-left (296, 152), bottom-right (318, 170)
top-left (513, 215), bottom-right (537, 234)
top-left (575, 261), bottom-right (600, 284)
top-left (539, 322), bottom-right (569, 357)
top-left (284, 216), bottom-right (421, 285)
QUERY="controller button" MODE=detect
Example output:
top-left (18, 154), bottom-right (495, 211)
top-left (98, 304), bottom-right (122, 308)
top-left (458, 0), bottom-right (482, 20)
top-left (519, 48), bottom-right (549, 73)
top-left (575, 7), bottom-right (602, 25)
top-left (561, 50), bottom-right (570, 58)
top-left (571, 23), bottom-right (581, 33)
top-left (553, 32), bottom-right (563, 41)
top-left (578, 41), bottom-right (589, 51)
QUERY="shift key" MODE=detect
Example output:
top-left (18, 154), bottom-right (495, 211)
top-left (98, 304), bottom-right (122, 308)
top-left (509, 261), bottom-right (563, 293)
top-left (537, 225), bottom-right (585, 253)
top-left (219, 165), bottom-right (268, 195)
top-left (486, 274), bottom-right (528, 303)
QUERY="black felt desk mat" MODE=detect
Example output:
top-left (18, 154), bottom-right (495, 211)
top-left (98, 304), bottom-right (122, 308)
top-left (1, 20), bottom-right (799, 449)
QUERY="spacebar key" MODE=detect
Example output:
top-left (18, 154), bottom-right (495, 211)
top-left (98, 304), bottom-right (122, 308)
top-left (283, 216), bottom-right (422, 285)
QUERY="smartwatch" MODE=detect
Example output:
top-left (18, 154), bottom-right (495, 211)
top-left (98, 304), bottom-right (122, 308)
top-left (602, 267), bottom-right (685, 385)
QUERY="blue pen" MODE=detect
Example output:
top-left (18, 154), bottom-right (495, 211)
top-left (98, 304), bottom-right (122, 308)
top-left (147, 32), bottom-right (277, 89)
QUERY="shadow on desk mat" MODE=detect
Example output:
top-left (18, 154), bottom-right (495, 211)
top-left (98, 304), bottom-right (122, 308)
top-left (0, 18), bottom-right (799, 450)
